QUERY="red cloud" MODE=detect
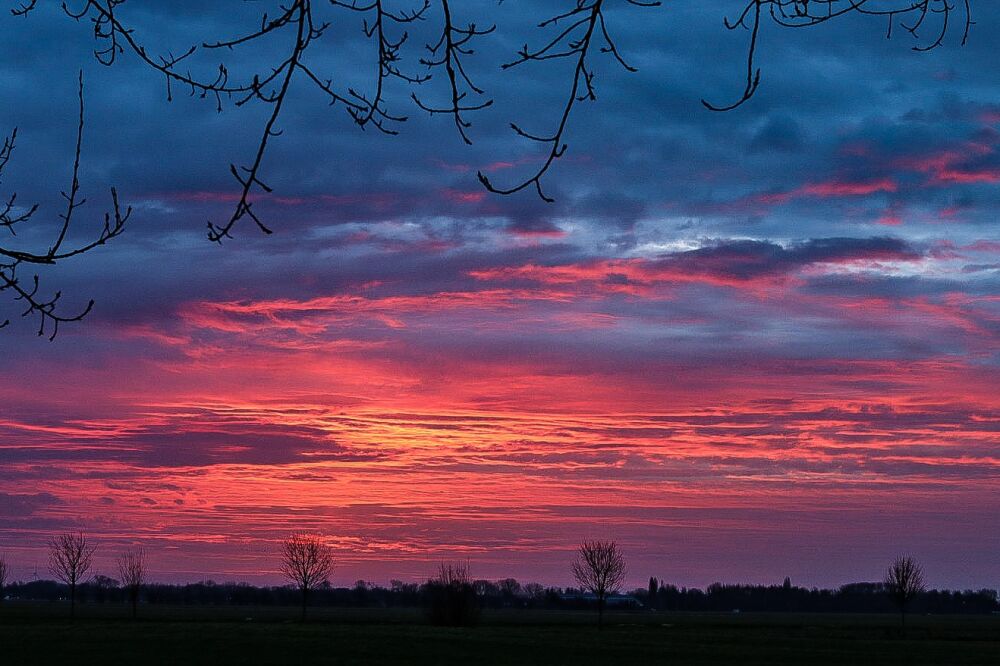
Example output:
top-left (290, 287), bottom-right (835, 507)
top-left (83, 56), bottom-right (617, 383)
top-left (896, 136), bottom-right (999, 185)
top-left (440, 189), bottom-right (488, 204)
top-left (933, 168), bottom-right (1000, 184)
top-left (754, 178), bottom-right (897, 204)
top-left (800, 178), bottom-right (898, 197)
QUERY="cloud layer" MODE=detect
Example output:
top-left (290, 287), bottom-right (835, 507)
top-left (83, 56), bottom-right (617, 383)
top-left (0, 2), bottom-right (997, 589)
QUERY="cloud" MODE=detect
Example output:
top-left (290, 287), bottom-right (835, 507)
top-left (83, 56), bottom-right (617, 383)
top-left (0, 2), bottom-right (997, 588)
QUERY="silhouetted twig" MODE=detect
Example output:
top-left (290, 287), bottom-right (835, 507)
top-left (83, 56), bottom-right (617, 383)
top-left (0, 73), bottom-right (130, 339)
top-left (478, 0), bottom-right (660, 202)
top-left (704, 0), bottom-right (973, 111)
top-left (333, 0), bottom-right (431, 134)
top-left (10, 0), bottom-right (975, 227)
top-left (412, 0), bottom-right (495, 145)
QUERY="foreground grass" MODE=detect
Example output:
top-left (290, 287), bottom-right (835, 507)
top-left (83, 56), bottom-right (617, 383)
top-left (1, 604), bottom-right (998, 665)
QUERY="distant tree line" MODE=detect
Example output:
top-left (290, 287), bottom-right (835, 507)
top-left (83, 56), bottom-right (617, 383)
top-left (3, 572), bottom-right (996, 616)
top-left (638, 579), bottom-right (997, 616)
top-left (1, 537), bottom-right (996, 627)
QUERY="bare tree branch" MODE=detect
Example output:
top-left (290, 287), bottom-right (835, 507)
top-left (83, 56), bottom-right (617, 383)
top-left (332, 0), bottom-right (431, 135)
top-left (0, 72), bottom-right (130, 339)
top-left (704, 0), bottom-right (973, 111)
top-left (479, 0), bottom-right (659, 202)
top-left (6, 0), bottom-right (974, 236)
top-left (412, 0), bottom-right (495, 145)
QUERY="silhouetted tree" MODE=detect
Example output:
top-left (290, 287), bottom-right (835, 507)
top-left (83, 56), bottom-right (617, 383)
top-left (91, 574), bottom-right (118, 603)
top-left (572, 540), bottom-right (627, 629)
top-left (884, 555), bottom-right (926, 627)
top-left (117, 547), bottom-right (147, 619)
top-left (498, 577), bottom-right (520, 603)
top-left (648, 576), bottom-right (658, 609)
top-left (280, 533), bottom-right (334, 621)
top-left (426, 562), bottom-right (480, 626)
top-left (523, 582), bottom-right (545, 602)
top-left (48, 532), bottom-right (96, 618)
top-left (6, 1), bottom-right (972, 242)
top-left (0, 552), bottom-right (8, 601)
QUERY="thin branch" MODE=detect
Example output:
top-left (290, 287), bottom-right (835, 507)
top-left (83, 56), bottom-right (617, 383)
top-left (332, 0), bottom-right (431, 135)
top-left (411, 0), bottom-right (495, 145)
top-left (705, 0), bottom-right (973, 110)
top-left (479, 0), bottom-right (659, 202)
top-left (0, 73), bottom-right (130, 339)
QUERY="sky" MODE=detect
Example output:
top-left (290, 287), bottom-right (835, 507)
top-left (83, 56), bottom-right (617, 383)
top-left (0, 1), bottom-right (997, 591)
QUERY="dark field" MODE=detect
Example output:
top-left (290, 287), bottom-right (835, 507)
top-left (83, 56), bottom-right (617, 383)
top-left (2, 604), bottom-right (998, 665)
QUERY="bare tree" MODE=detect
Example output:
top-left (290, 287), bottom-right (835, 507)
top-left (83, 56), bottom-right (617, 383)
top-left (0, 72), bottom-right (130, 338)
top-left (435, 561), bottom-right (471, 588)
top-left (0, 552), bottom-right (8, 601)
top-left (572, 539), bottom-right (627, 629)
top-left (7, 1), bottom-right (972, 243)
top-left (91, 573), bottom-right (119, 603)
top-left (280, 533), bottom-right (334, 621)
top-left (498, 577), bottom-right (520, 600)
top-left (427, 561), bottom-right (480, 626)
top-left (117, 547), bottom-right (146, 619)
top-left (48, 532), bottom-right (96, 619)
top-left (884, 554), bottom-right (926, 627)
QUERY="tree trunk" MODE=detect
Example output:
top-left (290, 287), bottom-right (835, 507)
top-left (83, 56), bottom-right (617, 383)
top-left (301, 586), bottom-right (308, 622)
top-left (597, 595), bottom-right (604, 630)
top-left (70, 581), bottom-right (76, 620)
top-left (131, 588), bottom-right (138, 619)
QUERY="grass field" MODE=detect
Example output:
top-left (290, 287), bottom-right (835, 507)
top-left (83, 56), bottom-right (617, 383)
top-left (2, 603), bottom-right (998, 665)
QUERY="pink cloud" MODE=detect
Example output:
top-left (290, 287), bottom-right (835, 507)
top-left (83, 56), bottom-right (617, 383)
top-left (441, 189), bottom-right (488, 204)
top-left (754, 178), bottom-right (897, 205)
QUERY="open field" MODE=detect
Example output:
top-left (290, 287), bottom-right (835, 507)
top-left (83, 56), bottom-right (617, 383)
top-left (1, 604), bottom-right (998, 665)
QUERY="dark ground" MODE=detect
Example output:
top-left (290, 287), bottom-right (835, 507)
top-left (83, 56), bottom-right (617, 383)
top-left (1, 603), bottom-right (998, 665)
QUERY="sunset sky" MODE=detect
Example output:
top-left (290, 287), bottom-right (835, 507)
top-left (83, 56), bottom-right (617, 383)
top-left (1, 2), bottom-right (998, 590)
